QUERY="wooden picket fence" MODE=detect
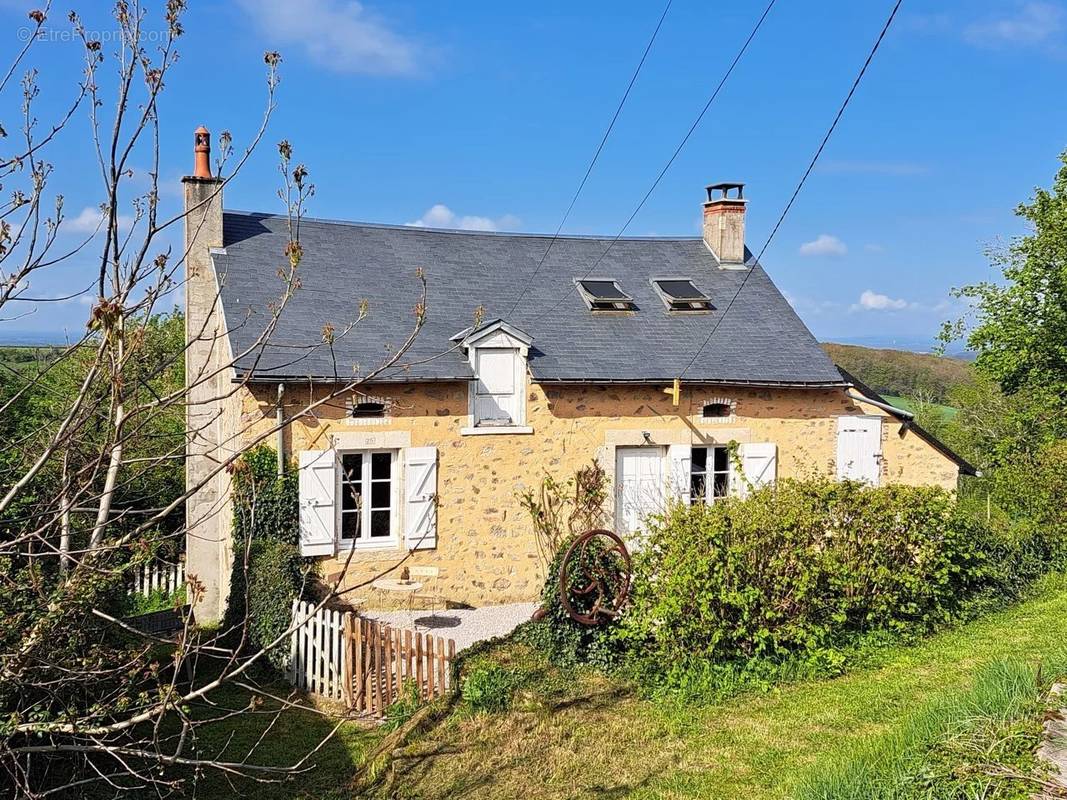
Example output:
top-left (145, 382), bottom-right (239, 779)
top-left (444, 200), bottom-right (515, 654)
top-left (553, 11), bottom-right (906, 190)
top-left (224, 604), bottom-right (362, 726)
top-left (289, 599), bottom-right (456, 716)
top-left (128, 558), bottom-right (185, 597)
top-left (289, 600), bottom-right (348, 701)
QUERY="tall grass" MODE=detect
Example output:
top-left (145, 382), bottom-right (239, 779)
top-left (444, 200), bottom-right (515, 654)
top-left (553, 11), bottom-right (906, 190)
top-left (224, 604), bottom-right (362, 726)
top-left (794, 653), bottom-right (1065, 800)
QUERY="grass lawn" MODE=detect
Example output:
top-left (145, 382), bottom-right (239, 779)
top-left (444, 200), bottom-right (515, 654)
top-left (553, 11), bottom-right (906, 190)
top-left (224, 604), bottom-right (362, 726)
top-left (379, 577), bottom-right (1067, 799)
top-left (184, 680), bottom-right (378, 799)
top-left (192, 577), bottom-right (1067, 799)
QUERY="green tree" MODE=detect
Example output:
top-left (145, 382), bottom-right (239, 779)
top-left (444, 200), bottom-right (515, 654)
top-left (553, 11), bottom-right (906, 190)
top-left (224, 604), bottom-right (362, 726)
top-left (944, 150), bottom-right (1067, 404)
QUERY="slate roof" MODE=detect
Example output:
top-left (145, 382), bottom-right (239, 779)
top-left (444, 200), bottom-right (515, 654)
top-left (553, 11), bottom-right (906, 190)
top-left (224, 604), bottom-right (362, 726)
top-left (216, 211), bottom-right (846, 386)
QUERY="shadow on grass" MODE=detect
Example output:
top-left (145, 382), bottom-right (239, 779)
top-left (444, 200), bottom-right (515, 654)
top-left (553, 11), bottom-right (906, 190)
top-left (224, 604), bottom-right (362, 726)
top-left (175, 657), bottom-right (379, 799)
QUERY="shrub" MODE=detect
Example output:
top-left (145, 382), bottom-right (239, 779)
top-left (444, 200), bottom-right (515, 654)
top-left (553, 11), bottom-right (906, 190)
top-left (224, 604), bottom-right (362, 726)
top-left (514, 534), bottom-right (626, 670)
top-left (461, 663), bottom-right (520, 714)
top-left (619, 479), bottom-right (1003, 664)
top-left (518, 461), bottom-right (609, 570)
top-left (383, 679), bottom-right (422, 731)
top-left (224, 445), bottom-right (304, 668)
top-left (246, 538), bottom-right (304, 670)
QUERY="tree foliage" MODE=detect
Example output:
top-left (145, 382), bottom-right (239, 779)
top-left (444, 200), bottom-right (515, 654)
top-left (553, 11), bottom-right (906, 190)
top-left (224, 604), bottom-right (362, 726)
top-left (822, 343), bottom-right (973, 403)
top-left (944, 149), bottom-right (1067, 402)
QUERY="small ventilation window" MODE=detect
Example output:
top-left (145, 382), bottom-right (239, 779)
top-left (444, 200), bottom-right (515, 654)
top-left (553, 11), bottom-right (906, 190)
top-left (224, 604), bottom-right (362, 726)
top-left (652, 279), bottom-right (713, 312)
top-left (702, 402), bottom-right (732, 419)
top-left (352, 401), bottom-right (386, 418)
top-left (576, 279), bottom-right (636, 311)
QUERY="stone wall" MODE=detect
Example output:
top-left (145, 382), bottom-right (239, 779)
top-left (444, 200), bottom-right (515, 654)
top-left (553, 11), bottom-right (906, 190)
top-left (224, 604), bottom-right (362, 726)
top-left (228, 377), bottom-right (961, 608)
top-left (182, 176), bottom-right (235, 623)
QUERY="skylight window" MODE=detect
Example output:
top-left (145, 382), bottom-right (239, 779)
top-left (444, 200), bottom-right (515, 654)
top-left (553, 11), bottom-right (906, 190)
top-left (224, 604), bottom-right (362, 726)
top-left (576, 279), bottom-right (635, 311)
top-left (652, 279), bottom-right (713, 312)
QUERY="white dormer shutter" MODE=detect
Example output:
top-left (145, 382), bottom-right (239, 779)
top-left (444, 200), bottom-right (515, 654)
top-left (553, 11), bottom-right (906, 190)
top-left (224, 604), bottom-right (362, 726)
top-left (739, 442), bottom-right (777, 496)
top-left (474, 348), bottom-right (519, 425)
top-left (666, 444), bottom-right (692, 506)
top-left (298, 449), bottom-right (336, 556)
top-left (403, 447), bottom-right (438, 550)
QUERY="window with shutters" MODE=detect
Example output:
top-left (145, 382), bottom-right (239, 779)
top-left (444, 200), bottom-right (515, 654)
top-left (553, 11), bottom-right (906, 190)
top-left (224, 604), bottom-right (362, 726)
top-left (690, 445), bottom-right (731, 503)
top-left (338, 450), bottom-right (396, 547)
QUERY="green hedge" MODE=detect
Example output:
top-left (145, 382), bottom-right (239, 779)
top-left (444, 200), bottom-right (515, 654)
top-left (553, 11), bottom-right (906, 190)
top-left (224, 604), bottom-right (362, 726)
top-left (618, 479), bottom-right (1015, 664)
top-left (224, 445), bottom-right (304, 668)
top-left (246, 538), bottom-right (304, 670)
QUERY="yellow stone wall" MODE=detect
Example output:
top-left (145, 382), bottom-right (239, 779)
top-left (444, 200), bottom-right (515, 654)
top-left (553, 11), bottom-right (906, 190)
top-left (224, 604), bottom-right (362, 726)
top-left (234, 378), bottom-right (959, 607)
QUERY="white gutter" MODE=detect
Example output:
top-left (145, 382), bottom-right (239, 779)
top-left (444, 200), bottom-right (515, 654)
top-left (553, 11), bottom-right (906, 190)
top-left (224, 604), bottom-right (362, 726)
top-left (847, 390), bottom-right (914, 420)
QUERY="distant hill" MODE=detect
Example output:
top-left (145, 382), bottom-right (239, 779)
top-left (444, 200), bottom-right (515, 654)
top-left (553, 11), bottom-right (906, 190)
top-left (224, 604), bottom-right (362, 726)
top-left (824, 334), bottom-right (973, 360)
top-left (821, 342), bottom-right (973, 403)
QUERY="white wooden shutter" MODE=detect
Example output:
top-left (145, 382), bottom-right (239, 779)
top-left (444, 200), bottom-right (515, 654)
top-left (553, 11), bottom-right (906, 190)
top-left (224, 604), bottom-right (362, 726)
top-left (739, 442), bottom-right (777, 496)
top-left (666, 444), bottom-right (692, 506)
top-left (403, 447), bottom-right (438, 550)
top-left (475, 349), bottom-right (517, 424)
top-left (836, 416), bottom-right (882, 485)
top-left (298, 449), bottom-right (337, 557)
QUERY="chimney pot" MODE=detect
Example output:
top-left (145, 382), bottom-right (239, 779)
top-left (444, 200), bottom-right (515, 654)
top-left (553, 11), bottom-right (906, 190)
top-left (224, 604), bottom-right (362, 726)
top-left (193, 125), bottom-right (212, 179)
top-left (702, 181), bottom-right (747, 266)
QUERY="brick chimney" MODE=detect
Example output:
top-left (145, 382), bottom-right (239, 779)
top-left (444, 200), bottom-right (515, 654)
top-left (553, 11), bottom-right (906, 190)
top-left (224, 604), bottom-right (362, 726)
top-left (702, 182), bottom-right (747, 266)
top-left (181, 126), bottom-right (228, 623)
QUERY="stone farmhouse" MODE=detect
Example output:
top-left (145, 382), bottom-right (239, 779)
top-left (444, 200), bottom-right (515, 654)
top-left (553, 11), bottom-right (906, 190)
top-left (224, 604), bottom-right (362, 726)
top-left (182, 128), bottom-right (974, 622)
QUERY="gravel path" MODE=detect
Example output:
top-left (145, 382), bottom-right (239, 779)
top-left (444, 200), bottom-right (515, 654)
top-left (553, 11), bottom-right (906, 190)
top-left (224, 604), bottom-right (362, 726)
top-left (362, 603), bottom-right (538, 652)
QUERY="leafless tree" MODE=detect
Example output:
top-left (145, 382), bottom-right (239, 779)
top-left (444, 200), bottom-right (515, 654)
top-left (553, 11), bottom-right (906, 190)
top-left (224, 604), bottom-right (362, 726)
top-left (0, 3), bottom-right (430, 795)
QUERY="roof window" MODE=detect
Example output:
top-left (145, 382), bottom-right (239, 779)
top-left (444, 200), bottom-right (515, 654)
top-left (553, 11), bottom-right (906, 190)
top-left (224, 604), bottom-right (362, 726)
top-left (576, 279), bottom-right (636, 311)
top-left (652, 279), bottom-right (713, 312)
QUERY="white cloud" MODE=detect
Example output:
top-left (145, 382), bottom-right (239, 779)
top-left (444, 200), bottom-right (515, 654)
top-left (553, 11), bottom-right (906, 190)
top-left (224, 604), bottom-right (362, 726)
top-left (64, 206), bottom-right (135, 235)
top-left (783, 291), bottom-right (841, 316)
top-left (854, 290), bottom-right (911, 311)
top-left (238, 0), bottom-right (422, 76)
top-left (406, 204), bottom-right (520, 232)
top-left (66, 206), bottom-right (106, 234)
top-left (799, 234), bottom-right (847, 257)
top-left (963, 2), bottom-right (1064, 47)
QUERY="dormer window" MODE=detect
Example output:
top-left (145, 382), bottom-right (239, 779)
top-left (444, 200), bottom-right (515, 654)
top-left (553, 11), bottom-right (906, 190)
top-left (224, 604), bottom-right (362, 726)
top-left (576, 279), bottom-right (636, 312)
top-left (453, 320), bottom-right (534, 435)
top-left (652, 279), bottom-right (713, 312)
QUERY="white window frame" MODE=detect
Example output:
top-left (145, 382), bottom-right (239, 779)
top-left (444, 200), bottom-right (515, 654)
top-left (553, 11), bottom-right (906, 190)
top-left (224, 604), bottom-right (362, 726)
top-left (690, 445), bottom-right (731, 503)
top-left (336, 449), bottom-right (399, 550)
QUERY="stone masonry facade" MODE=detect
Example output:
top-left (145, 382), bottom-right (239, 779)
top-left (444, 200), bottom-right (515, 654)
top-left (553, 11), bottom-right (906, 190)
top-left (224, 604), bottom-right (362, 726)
top-left (223, 378), bottom-right (960, 611)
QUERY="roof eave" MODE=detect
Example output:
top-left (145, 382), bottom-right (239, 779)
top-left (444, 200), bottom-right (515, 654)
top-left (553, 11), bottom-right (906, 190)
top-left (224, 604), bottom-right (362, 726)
top-left (837, 366), bottom-right (978, 476)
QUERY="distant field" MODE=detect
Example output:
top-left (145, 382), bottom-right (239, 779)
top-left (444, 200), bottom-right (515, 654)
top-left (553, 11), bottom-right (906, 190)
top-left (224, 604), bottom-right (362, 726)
top-left (0, 345), bottom-right (60, 371)
top-left (882, 393), bottom-right (958, 421)
top-left (822, 342), bottom-right (973, 404)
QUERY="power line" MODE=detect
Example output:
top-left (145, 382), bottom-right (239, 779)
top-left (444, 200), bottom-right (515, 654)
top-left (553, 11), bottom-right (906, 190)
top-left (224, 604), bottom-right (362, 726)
top-left (678, 0), bottom-right (903, 381)
top-left (522, 0), bottom-right (779, 326)
top-left (507, 0), bottom-right (673, 316)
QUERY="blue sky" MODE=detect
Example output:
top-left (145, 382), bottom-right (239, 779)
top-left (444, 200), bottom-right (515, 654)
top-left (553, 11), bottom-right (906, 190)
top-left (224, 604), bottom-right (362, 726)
top-left (2, 0), bottom-right (1066, 348)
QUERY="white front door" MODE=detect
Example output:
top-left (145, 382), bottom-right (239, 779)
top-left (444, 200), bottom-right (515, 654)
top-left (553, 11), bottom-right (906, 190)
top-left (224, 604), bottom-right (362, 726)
top-left (615, 446), bottom-right (666, 538)
top-left (836, 415), bottom-right (882, 485)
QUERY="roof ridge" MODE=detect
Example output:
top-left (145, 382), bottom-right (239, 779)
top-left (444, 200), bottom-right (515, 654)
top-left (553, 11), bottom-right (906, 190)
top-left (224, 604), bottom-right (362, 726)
top-left (223, 209), bottom-right (703, 243)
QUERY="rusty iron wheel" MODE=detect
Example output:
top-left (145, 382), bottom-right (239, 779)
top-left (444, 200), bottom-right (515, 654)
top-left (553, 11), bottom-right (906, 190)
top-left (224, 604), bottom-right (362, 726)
top-left (558, 529), bottom-right (632, 626)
